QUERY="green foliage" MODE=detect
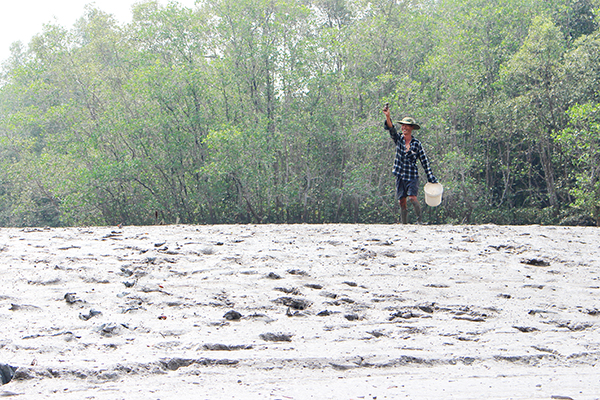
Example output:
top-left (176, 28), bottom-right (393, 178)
top-left (1, 0), bottom-right (600, 226)
top-left (555, 102), bottom-right (600, 225)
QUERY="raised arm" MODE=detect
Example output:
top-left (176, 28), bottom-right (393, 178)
top-left (383, 103), bottom-right (393, 129)
top-left (382, 103), bottom-right (400, 145)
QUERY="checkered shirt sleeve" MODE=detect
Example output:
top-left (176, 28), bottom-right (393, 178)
top-left (385, 122), bottom-right (437, 183)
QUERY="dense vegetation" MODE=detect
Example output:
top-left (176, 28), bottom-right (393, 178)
top-left (1, 0), bottom-right (599, 226)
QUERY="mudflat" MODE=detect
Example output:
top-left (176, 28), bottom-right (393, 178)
top-left (0, 224), bottom-right (598, 399)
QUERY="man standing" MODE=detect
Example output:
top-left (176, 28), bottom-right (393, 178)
top-left (383, 105), bottom-right (437, 224)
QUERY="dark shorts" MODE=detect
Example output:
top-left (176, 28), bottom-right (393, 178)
top-left (395, 177), bottom-right (419, 199)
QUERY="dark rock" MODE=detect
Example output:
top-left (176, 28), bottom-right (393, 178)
top-left (523, 284), bottom-right (545, 289)
top-left (317, 310), bottom-right (332, 316)
top-left (342, 281), bottom-right (357, 287)
top-left (344, 314), bottom-right (359, 321)
top-left (98, 323), bottom-right (120, 337)
top-left (453, 316), bottom-right (486, 322)
top-left (528, 309), bottom-right (555, 315)
top-left (513, 326), bottom-right (539, 333)
top-left (273, 297), bottom-right (312, 310)
top-left (224, 310), bottom-right (242, 321)
top-left (266, 272), bottom-right (282, 280)
top-left (274, 287), bottom-right (301, 295)
top-left (321, 292), bottom-right (338, 299)
top-left (259, 332), bottom-right (293, 342)
top-left (521, 258), bottom-right (550, 267)
top-left (64, 293), bottom-right (80, 304)
top-left (286, 307), bottom-right (306, 317)
top-left (202, 344), bottom-right (253, 351)
top-left (330, 363), bottom-right (354, 371)
top-left (161, 358), bottom-right (195, 371)
top-left (561, 322), bottom-right (593, 331)
top-left (12, 368), bottom-right (34, 381)
top-left (304, 283), bottom-right (323, 290)
top-left (79, 309), bottom-right (102, 321)
top-left (0, 364), bottom-right (16, 385)
top-left (418, 305), bottom-right (434, 314)
top-left (287, 269), bottom-right (309, 276)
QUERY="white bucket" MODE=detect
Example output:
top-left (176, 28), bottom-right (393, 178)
top-left (424, 182), bottom-right (443, 207)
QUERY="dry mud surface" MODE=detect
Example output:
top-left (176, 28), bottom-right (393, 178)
top-left (0, 224), bottom-right (599, 399)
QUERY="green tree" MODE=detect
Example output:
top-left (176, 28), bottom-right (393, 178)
top-left (499, 16), bottom-right (568, 212)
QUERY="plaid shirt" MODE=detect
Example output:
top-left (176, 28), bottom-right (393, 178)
top-left (385, 122), bottom-right (437, 183)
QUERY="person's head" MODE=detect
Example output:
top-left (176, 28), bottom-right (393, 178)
top-left (398, 117), bottom-right (420, 135)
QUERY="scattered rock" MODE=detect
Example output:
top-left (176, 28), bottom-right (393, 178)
top-left (259, 332), bottom-right (293, 342)
top-left (8, 304), bottom-right (40, 311)
top-left (559, 322), bottom-right (593, 331)
top-left (317, 310), bottom-right (332, 316)
top-left (344, 314), bottom-right (359, 321)
top-left (425, 283), bottom-right (449, 288)
top-left (266, 272), bottom-right (282, 280)
top-left (287, 269), bottom-right (309, 276)
top-left (532, 345), bottom-right (559, 355)
top-left (528, 309), bottom-right (556, 315)
top-left (223, 310), bottom-right (242, 321)
top-left (57, 245), bottom-right (81, 250)
top-left (200, 247), bottom-right (215, 255)
top-left (304, 283), bottom-right (323, 290)
top-left (64, 293), bottom-right (83, 304)
top-left (274, 287), bottom-right (301, 295)
top-left (342, 281), bottom-right (357, 287)
top-left (521, 258), bottom-right (550, 267)
top-left (523, 284), bottom-right (545, 289)
top-left (0, 364), bottom-right (16, 385)
top-left (202, 344), bottom-right (253, 351)
top-left (513, 326), bottom-right (539, 333)
top-left (273, 297), bottom-right (312, 310)
top-left (27, 278), bottom-right (61, 286)
top-left (161, 358), bottom-right (194, 371)
top-left (79, 309), bottom-right (102, 321)
top-left (286, 307), bottom-right (306, 317)
top-left (246, 313), bottom-right (276, 323)
top-left (453, 316), bottom-right (486, 322)
top-left (321, 292), bottom-right (338, 299)
top-left (330, 363), bottom-right (355, 371)
top-left (98, 323), bottom-right (121, 337)
top-left (418, 305), bottom-right (435, 314)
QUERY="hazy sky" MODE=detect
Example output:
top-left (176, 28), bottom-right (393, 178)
top-left (0, 0), bottom-right (198, 64)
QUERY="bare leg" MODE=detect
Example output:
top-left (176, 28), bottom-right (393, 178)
top-left (408, 196), bottom-right (422, 224)
top-left (399, 198), bottom-right (408, 224)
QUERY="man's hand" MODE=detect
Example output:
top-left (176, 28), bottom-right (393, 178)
top-left (383, 103), bottom-right (393, 128)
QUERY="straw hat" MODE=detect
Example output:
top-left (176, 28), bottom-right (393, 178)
top-left (398, 117), bottom-right (420, 130)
